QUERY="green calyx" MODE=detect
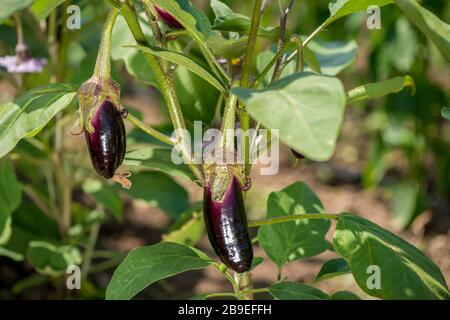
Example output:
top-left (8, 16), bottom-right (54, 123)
top-left (75, 8), bottom-right (122, 134)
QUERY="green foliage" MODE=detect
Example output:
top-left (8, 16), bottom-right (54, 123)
top-left (233, 73), bottom-right (346, 161)
top-left (269, 282), bottom-right (329, 300)
top-left (258, 182), bottom-right (330, 267)
top-left (315, 258), bottom-right (350, 282)
top-left (0, 0), bottom-right (34, 20)
top-left (106, 242), bottom-right (212, 300)
top-left (347, 76), bottom-right (415, 103)
top-left (31, 0), bottom-right (66, 20)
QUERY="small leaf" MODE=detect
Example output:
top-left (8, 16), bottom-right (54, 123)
top-left (206, 33), bottom-right (248, 60)
top-left (213, 13), bottom-right (280, 40)
top-left (82, 179), bottom-right (124, 221)
top-left (233, 72), bottom-right (346, 161)
top-left (333, 214), bottom-right (450, 299)
top-left (251, 256), bottom-right (264, 270)
top-left (0, 159), bottom-right (22, 245)
top-left (118, 172), bottom-right (189, 219)
top-left (442, 107), bottom-right (450, 120)
top-left (347, 76), bottom-right (415, 103)
top-left (269, 282), bottom-right (329, 300)
top-left (330, 291), bottom-right (361, 300)
top-left (27, 241), bottom-right (82, 276)
top-left (258, 182), bottom-right (330, 267)
top-left (106, 242), bottom-right (212, 300)
top-left (0, 84), bottom-right (77, 158)
top-left (395, 0), bottom-right (450, 60)
top-left (315, 258), bottom-right (350, 282)
top-left (0, 0), bottom-right (34, 20)
top-left (210, 0), bottom-right (233, 19)
top-left (129, 45), bottom-right (226, 94)
top-left (123, 147), bottom-right (196, 182)
top-left (389, 181), bottom-right (425, 229)
top-left (327, 0), bottom-right (394, 24)
top-left (31, 0), bottom-right (66, 20)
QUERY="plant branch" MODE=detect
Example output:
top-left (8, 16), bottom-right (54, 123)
top-left (248, 213), bottom-right (340, 228)
top-left (94, 8), bottom-right (119, 80)
top-left (126, 113), bottom-right (175, 145)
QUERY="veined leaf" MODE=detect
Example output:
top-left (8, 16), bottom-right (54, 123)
top-left (129, 45), bottom-right (227, 94)
top-left (106, 242), bottom-right (212, 300)
top-left (233, 72), bottom-right (346, 161)
top-left (0, 84), bottom-right (77, 158)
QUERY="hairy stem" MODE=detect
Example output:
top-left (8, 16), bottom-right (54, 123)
top-left (126, 113), bottom-right (175, 145)
top-left (94, 8), bottom-right (119, 80)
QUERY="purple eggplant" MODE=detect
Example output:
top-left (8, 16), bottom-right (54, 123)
top-left (203, 176), bottom-right (253, 273)
top-left (155, 6), bottom-right (184, 29)
top-left (84, 100), bottom-right (126, 179)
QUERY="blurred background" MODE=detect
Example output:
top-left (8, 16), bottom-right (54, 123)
top-left (0, 0), bottom-right (449, 299)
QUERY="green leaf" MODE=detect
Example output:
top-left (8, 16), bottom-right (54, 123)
top-left (0, 0), bottom-right (34, 20)
top-left (123, 147), bottom-right (196, 182)
top-left (269, 282), bottom-right (329, 300)
top-left (206, 33), bottom-right (248, 60)
top-left (0, 159), bottom-right (22, 245)
top-left (129, 45), bottom-right (226, 94)
top-left (119, 171), bottom-right (189, 219)
top-left (27, 241), bottom-right (82, 276)
top-left (333, 214), bottom-right (450, 299)
top-left (330, 291), bottom-right (361, 300)
top-left (327, 0), bottom-right (394, 24)
top-left (162, 209), bottom-right (205, 246)
top-left (213, 14), bottom-right (280, 40)
top-left (31, 0), bottom-right (66, 20)
top-left (251, 256), bottom-right (264, 270)
top-left (106, 242), bottom-right (212, 300)
top-left (307, 39), bottom-right (358, 76)
top-left (315, 258), bottom-right (350, 282)
top-left (389, 181), bottom-right (425, 229)
top-left (210, 0), bottom-right (233, 19)
top-left (347, 76), bottom-right (415, 103)
top-left (442, 107), bottom-right (450, 120)
top-left (0, 84), bottom-right (77, 158)
top-left (82, 179), bottom-right (124, 221)
top-left (233, 72), bottom-right (346, 161)
top-left (258, 182), bottom-right (331, 267)
top-left (151, 0), bottom-right (212, 42)
top-left (395, 0), bottom-right (450, 60)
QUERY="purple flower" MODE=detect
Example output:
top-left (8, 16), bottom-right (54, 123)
top-left (0, 45), bottom-right (47, 74)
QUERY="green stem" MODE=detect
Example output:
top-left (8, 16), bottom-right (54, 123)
top-left (200, 44), bottom-right (231, 85)
top-left (94, 9), bottom-right (119, 80)
top-left (126, 114), bottom-right (175, 145)
top-left (201, 292), bottom-right (237, 299)
top-left (285, 20), bottom-right (329, 64)
top-left (254, 42), bottom-right (294, 88)
top-left (120, 1), bottom-right (204, 184)
top-left (81, 222), bottom-right (100, 278)
top-left (239, 0), bottom-right (264, 177)
top-left (220, 87), bottom-right (238, 153)
top-left (248, 213), bottom-right (340, 228)
top-left (236, 272), bottom-right (254, 300)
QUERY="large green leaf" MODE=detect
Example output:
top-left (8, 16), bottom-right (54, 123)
top-left (151, 0), bottom-right (212, 43)
top-left (327, 0), bottom-right (394, 24)
top-left (123, 147), bottom-right (196, 182)
top-left (0, 159), bottom-right (22, 245)
top-left (269, 282), bottom-right (329, 300)
top-left (0, 0), bottom-right (34, 20)
top-left (233, 72), bottom-right (346, 161)
top-left (395, 0), bottom-right (450, 60)
top-left (347, 76), bottom-right (415, 103)
top-left (258, 182), bottom-right (331, 267)
top-left (315, 258), bottom-right (350, 282)
top-left (118, 171), bottom-right (189, 219)
top-left (333, 214), bottom-right (450, 299)
top-left (129, 45), bottom-right (226, 94)
top-left (106, 242), bottom-right (212, 300)
top-left (82, 179), bottom-right (124, 221)
top-left (0, 84), bottom-right (77, 158)
top-left (27, 241), bottom-right (82, 276)
top-left (31, 0), bottom-right (66, 20)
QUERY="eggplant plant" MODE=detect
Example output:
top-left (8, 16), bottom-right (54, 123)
top-left (0, 0), bottom-right (449, 300)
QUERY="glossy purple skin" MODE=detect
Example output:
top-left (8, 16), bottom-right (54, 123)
top-left (155, 6), bottom-right (184, 29)
top-left (203, 177), bottom-right (253, 273)
top-left (85, 100), bottom-right (126, 179)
